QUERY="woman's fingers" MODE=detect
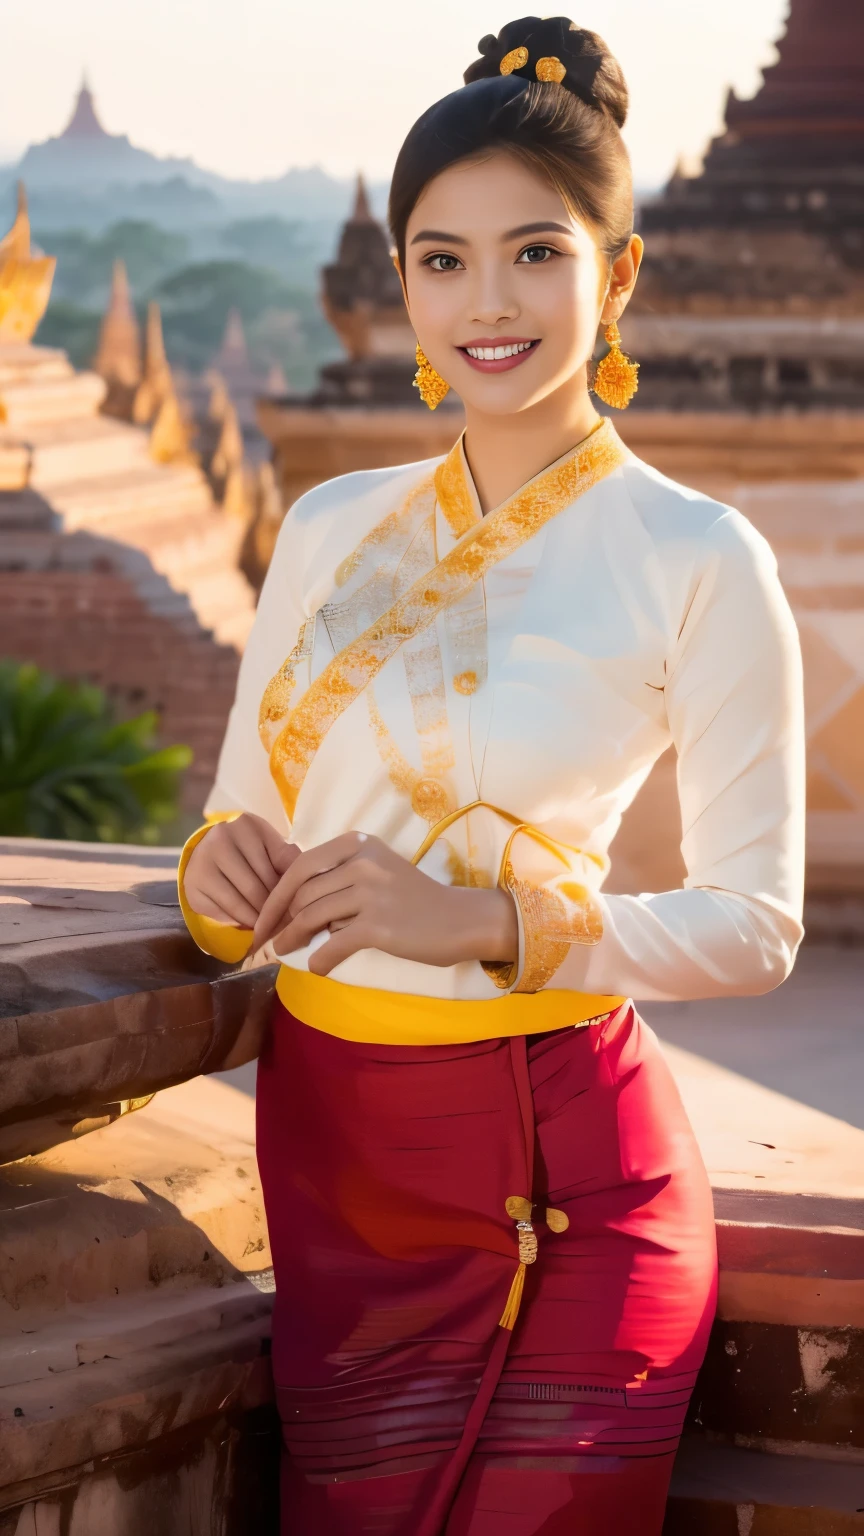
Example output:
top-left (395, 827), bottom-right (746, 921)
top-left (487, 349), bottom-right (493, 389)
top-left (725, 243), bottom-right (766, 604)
top-left (271, 889), bottom-right (361, 958)
top-left (286, 864), bottom-right (358, 916)
top-left (254, 832), bottom-right (369, 949)
top-left (307, 921), bottom-right (373, 976)
top-left (185, 893), bottom-right (248, 925)
top-left (198, 865), bottom-right (261, 929)
top-left (214, 837), bottom-right (274, 916)
top-left (230, 816), bottom-right (283, 890)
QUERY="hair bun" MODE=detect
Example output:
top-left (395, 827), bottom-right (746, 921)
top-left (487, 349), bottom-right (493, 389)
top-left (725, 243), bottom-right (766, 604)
top-left (464, 15), bottom-right (629, 128)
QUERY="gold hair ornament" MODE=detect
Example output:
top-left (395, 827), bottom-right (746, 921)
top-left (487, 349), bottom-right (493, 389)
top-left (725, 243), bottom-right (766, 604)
top-left (592, 320), bottom-right (639, 410)
top-left (499, 46), bottom-right (529, 74)
top-left (414, 343), bottom-right (450, 410)
top-left (535, 56), bottom-right (566, 83)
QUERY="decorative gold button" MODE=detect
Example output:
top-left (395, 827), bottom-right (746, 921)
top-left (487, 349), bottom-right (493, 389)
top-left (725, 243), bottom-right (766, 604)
top-left (505, 1196), bottom-right (532, 1221)
top-left (453, 670), bottom-right (478, 696)
top-left (545, 1207), bottom-right (569, 1233)
top-left (410, 777), bottom-right (452, 823)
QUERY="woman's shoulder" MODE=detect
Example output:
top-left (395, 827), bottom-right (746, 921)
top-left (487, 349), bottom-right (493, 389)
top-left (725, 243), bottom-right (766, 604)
top-left (284, 455), bottom-right (444, 535)
top-left (616, 449), bottom-right (775, 573)
top-left (266, 454), bottom-right (447, 601)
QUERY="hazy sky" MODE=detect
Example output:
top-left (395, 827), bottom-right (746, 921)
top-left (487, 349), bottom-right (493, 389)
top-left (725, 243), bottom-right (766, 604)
top-left (1, 0), bottom-right (790, 188)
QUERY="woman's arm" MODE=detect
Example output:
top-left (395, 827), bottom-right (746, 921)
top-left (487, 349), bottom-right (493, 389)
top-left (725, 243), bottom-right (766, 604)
top-left (550, 509), bottom-right (805, 1001)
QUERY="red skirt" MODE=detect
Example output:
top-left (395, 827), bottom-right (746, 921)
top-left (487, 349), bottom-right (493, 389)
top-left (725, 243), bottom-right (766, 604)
top-left (256, 1000), bottom-right (717, 1535)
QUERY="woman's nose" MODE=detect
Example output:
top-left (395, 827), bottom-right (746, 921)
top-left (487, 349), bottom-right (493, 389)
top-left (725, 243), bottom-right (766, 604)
top-left (470, 265), bottom-right (519, 327)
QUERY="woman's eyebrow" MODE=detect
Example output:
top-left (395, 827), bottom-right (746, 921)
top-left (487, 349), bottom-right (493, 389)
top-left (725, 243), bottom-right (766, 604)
top-left (503, 221), bottom-right (573, 239)
top-left (410, 229), bottom-right (469, 246)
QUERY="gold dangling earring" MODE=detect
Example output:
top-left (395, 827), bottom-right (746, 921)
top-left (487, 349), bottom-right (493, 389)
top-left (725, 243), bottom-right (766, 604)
top-left (592, 319), bottom-right (639, 410)
top-left (414, 343), bottom-right (450, 410)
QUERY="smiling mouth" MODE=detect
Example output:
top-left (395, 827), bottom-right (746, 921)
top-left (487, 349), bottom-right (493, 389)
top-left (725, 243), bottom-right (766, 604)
top-left (457, 339), bottom-right (541, 372)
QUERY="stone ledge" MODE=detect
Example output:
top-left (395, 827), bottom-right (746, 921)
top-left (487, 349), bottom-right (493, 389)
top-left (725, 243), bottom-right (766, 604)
top-left (666, 1438), bottom-right (864, 1532)
top-left (0, 837), bottom-right (276, 1162)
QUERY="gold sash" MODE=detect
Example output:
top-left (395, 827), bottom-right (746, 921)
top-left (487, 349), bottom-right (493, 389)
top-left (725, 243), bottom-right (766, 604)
top-left (269, 419), bottom-right (626, 818)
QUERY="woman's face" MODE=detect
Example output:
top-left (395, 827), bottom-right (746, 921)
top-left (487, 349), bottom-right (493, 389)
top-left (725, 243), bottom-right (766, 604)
top-left (402, 151), bottom-right (638, 417)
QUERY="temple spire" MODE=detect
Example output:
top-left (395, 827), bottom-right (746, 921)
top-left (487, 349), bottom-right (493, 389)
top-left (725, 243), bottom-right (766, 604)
top-left (351, 173), bottom-right (373, 223)
top-left (93, 260), bottom-right (142, 397)
top-left (132, 302), bottom-right (173, 424)
top-left (61, 76), bottom-right (109, 140)
top-left (0, 182), bottom-right (31, 265)
top-left (0, 182), bottom-right (56, 343)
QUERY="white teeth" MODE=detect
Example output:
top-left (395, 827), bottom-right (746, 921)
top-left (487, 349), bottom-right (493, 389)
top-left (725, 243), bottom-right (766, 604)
top-left (465, 341), bottom-right (534, 359)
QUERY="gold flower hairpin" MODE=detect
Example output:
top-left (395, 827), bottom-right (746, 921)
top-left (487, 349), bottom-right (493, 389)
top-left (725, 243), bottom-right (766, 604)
top-left (499, 47), bottom-right (567, 83)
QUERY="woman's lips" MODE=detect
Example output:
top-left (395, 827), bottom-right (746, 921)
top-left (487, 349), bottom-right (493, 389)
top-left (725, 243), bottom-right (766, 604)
top-left (457, 338), bottom-right (541, 374)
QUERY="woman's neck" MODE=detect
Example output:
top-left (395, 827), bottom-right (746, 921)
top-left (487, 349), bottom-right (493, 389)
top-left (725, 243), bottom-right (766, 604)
top-left (461, 372), bottom-right (603, 515)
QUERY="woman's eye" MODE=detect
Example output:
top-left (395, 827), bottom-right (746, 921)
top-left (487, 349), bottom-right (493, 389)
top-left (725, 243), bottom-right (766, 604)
top-left (518, 245), bottom-right (554, 263)
top-left (426, 253), bottom-right (463, 272)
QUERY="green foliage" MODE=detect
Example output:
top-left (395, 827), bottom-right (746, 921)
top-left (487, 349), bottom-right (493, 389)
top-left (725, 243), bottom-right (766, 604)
top-left (35, 213), bottom-right (343, 389)
top-left (35, 300), bottom-right (102, 371)
top-left (152, 259), bottom-right (338, 380)
top-left (221, 217), bottom-right (309, 272)
top-left (42, 220), bottom-right (189, 308)
top-left (0, 662), bottom-right (192, 844)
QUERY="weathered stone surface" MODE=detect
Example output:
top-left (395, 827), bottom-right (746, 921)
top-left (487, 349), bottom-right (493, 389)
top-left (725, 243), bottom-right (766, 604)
top-left (0, 1076), bottom-right (277, 1529)
top-left (666, 1439), bottom-right (864, 1533)
top-left (0, 837), bottom-right (274, 1162)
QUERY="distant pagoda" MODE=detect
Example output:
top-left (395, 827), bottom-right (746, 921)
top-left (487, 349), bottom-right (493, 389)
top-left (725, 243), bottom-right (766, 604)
top-left (59, 77), bottom-right (111, 141)
top-left (311, 175), bottom-right (423, 406)
top-left (258, 176), bottom-right (462, 514)
top-left (15, 77), bottom-right (203, 191)
top-left (630, 0), bottom-right (864, 411)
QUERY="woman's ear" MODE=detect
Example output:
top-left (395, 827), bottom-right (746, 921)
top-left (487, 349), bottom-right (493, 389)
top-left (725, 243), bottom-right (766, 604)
top-left (601, 233), bottom-right (644, 324)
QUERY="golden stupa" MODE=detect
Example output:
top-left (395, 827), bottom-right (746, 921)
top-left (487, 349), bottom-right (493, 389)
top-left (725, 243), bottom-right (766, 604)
top-left (0, 182), bottom-right (56, 343)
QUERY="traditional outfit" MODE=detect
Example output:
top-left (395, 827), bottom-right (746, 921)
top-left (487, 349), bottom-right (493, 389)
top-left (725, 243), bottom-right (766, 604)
top-left (179, 419), bottom-right (804, 1534)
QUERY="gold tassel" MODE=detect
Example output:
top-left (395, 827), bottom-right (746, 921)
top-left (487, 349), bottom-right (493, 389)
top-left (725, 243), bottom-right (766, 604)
top-left (414, 343), bottom-right (450, 410)
top-left (592, 319), bottom-right (639, 410)
top-left (499, 1262), bottom-right (526, 1330)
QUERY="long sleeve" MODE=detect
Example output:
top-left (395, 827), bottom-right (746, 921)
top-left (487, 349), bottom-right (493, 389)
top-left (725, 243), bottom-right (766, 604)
top-left (204, 508), bottom-right (308, 826)
top-left (551, 510), bottom-right (806, 1002)
top-left (179, 511), bottom-right (307, 960)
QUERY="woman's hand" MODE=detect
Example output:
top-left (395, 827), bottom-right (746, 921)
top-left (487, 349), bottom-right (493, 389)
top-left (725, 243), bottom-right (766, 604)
top-left (184, 813), bottom-right (299, 928)
top-left (252, 831), bottom-right (518, 977)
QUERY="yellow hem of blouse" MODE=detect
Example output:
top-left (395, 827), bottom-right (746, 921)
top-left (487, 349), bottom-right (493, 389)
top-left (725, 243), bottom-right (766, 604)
top-left (274, 967), bottom-right (627, 1046)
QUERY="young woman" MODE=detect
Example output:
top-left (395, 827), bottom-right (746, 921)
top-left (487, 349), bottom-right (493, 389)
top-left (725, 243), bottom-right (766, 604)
top-left (180, 16), bottom-right (804, 1534)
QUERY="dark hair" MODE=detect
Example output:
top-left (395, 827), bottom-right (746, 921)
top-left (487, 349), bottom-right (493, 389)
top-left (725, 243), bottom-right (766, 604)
top-left (389, 16), bottom-right (633, 271)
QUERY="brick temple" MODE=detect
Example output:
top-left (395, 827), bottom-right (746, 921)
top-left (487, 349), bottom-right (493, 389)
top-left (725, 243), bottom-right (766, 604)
top-left (0, 188), bottom-right (257, 820)
top-left (631, 0), bottom-right (864, 412)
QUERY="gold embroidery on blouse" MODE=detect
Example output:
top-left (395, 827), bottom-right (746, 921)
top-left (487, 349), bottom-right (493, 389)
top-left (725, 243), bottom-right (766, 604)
top-left (492, 869), bottom-right (604, 994)
top-left (334, 473), bottom-right (436, 589)
top-left (262, 477), bottom-right (438, 764)
top-left (359, 504), bottom-right (461, 821)
top-left (482, 828), bottom-right (606, 993)
top-left (258, 616), bottom-right (315, 749)
top-left (365, 688), bottom-right (455, 825)
top-left (434, 435), bottom-right (480, 538)
top-left (268, 420), bottom-right (625, 819)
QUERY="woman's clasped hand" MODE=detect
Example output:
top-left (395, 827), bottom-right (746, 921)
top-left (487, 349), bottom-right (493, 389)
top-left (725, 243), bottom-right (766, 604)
top-left (184, 815), bottom-right (518, 976)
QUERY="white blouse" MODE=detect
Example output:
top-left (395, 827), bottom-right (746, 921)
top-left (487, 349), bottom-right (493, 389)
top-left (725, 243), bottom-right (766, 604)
top-left (205, 421), bottom-right (805, 1004)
